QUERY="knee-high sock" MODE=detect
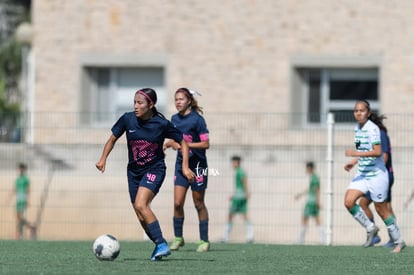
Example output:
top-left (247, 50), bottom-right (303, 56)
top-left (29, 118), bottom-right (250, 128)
top-left (384, 215), bottom-right (403, 243)
top-left (199, 219), bottom-right (209, 242)
top-left (173, 216), bottom-right (184, 238)
top-left (297, 225), bottom-right (307, 244)
top-left (318, 226), bottom-right (326, 244)
top-left (246, 221), bottom-right (254, 241)
top-left (148, 220), bottom-right (166, 245)
top-left (348, 205), bottom-right (375, 231)
top-left (223, 222), bottom-right (232, 242)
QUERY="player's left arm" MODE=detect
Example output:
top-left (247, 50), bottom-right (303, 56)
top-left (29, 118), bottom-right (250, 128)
top-left (242, 174), bottom-right (250, 200)
top-left (187, 131), bottom-right (209, 150)
top-left (180, 139), bottom-right (195, 182)
top-left (27, 183), bottom-right (30, 207)
top-left (191, 117), bottom-right (210, 150)
top-left (188, 139), bottom-right (209, 150)
top-left (315, 184), bottom-right (321, 209)
top-left (383, 152), bottom-right (389, 164)
top-left (345, 143), bottom-right (382, 158)
top-left (294, 189), bottom-right (307, 200)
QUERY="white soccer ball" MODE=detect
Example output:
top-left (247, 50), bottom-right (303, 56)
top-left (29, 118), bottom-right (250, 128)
top-left (92, 234), bottom-right (121, 261)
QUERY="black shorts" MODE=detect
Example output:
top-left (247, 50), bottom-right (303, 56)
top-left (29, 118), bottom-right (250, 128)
top-left (174, 160), bottom-right (208, 191)
top-left (127, 168), bottom-right (166, 203)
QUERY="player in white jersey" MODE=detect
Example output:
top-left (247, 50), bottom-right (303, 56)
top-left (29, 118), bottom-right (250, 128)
top-left (344, 100), bottom-right (405, 253)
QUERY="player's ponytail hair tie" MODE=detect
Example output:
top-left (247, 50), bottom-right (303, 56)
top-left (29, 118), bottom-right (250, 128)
top-left (188, 89), bottom-right (202, 97)
top-left (177, 87), bottom-right (202, 97)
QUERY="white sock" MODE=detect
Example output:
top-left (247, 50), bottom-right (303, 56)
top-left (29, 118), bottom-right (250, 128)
top-left (387, 222), bottom-right (403, 244)
top-left (223, 223), bottom-right (232, 242)
top-left (246, 222), bottom-right (254, 241)
top-left (352, 207), bottom-right (375, 231)
top-left (297, 225), bottom-right (307, 244)
top-left (318, 226), bottom-right (326, 244)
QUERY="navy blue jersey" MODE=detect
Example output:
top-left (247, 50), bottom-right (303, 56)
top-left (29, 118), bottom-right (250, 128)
top-left (171, 110), bottom-right (209, 165)
top-left (112, 112), bottom-right (183, 172)
top-left (380, 130), bottom-right (393, 175)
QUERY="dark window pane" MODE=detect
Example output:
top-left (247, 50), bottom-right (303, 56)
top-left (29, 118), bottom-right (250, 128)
top-left (308, 78), bottom-right (321, 123)
top-left (96, 69), bottom-right (111, 122)
top-left (330, 80), bottom-right (378, 100)
top-left (330, 110), bottom-right (355, 123)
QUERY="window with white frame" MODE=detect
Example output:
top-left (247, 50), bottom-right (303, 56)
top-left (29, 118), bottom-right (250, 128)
top-left (291, 64), bottom-right (379, 127)
top-left (80, 66), bottom-right (166, 127)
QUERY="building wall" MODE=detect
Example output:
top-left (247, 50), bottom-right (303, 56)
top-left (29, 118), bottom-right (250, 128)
top-left (31, 0), bottom-right (414, 144)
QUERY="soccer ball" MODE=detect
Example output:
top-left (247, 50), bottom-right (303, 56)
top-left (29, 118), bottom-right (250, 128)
top-left (92, 234), bottom-right (120, 261)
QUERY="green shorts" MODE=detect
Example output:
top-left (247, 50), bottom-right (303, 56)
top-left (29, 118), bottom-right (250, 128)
top-left (16, 201), bottom-right (27, 213)
top-left (230, 198), bottom-right (247, 214)
top-left (304, 202), bottom-right (319, 217)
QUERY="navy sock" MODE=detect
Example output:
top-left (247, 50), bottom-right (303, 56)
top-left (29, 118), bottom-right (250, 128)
top-left (145, 230), bottom-right (155, 242)
top-left (147, 220), bottom-right (166, 245)
top-left (199, 219), bottom-right (209, 242)
top-left (173, 216), bottom-right (184, 238)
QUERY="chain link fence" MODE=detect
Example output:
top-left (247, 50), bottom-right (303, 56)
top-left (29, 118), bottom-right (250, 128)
top-left (1, 112), bottom-right (414, 245)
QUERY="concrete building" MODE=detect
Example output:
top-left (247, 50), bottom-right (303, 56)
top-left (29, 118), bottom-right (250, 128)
top-left (28, 0), bottom-right (414, 144)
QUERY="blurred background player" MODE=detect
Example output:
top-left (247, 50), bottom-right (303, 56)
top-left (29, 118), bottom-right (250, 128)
top-left (223, 155), bottom-right (254, 243)
top-left (295, 161), bottom-right (325, 244)
top-left (403, 190), bottom-right (414, 210)
top-left (10, 163), bottom-right (37, 240)
top-left (164, 87), bottom-right (210, 252)
top-left (359, 113), bottom-right (395, 247)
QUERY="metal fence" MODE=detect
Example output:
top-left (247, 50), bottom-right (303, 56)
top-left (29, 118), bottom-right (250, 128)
top-left (1, 112), bottom-right (414, 246)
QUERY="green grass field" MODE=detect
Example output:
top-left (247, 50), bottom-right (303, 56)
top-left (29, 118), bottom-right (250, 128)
top-left (0, 240), bottom-right (411, 275)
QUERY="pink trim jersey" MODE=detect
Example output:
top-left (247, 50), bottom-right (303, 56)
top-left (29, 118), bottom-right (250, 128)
top-left (112, 112), bottom-right (183, 172)
top-left (171, 110), bottom-right (209, 165)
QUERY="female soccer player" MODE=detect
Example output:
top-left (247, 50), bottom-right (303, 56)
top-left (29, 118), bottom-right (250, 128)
top-left (96, 88), bottom-right (194, 261)
top-left (11, 163), bottom-right (37, 240)
top-left (223, 155), bottom-right (254, 243)
top-left (295, 161), bottom-right (324, 245)
top-left (164, 87), bottom-right (210, 252)
top-left (359, 113), bottom-right (396, 247)
top-left (344, 100), bottom-right (405, 253)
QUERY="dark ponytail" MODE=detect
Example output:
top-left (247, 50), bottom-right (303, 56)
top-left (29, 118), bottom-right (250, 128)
top-left (370, 112), bottom-right (387, 133)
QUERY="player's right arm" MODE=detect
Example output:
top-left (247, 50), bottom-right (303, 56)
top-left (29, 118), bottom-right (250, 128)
top-left (96, 134), bottom-right (119, 173)
top-left (344, 157), bottom-right (358, 172)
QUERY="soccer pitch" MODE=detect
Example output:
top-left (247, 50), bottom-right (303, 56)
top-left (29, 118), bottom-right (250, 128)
top-left (0, 240), bottom-right (411, 275)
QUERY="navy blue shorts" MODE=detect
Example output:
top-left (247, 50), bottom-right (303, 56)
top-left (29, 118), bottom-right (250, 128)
top-left (127, 169), bottom-right (166, 203)
top-left (174, 161), bottom-right (208, 191)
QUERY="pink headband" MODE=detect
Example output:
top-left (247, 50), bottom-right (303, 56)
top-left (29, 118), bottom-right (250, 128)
top-left (138, 91), bottom-right (154, 105)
